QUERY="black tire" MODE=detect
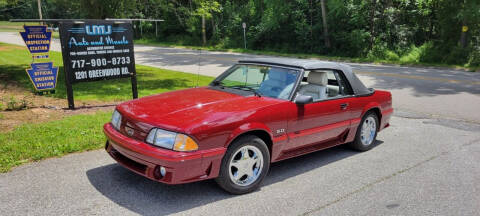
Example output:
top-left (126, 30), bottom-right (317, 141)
top-left (348, 111), bottom-right (379, 151)
top-left (215, 135), bottom-right (270, 194)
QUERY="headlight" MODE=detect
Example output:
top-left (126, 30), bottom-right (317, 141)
top-left (146, 128), bottom-right (198, 151)
top-left (111, 110), bottom-right (122, 131)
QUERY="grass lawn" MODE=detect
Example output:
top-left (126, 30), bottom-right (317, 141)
top-left (0, 111), bottom-right (111, 172)
top-left (0, 21), bottom-right (42, 32)
top-left (0, 43), bottom-right (214, 102)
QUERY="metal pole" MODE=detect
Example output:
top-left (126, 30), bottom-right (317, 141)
top-left (155, 21), bottom-right (158, 38)
top-left (243, 28), bottom-right (246, 49)
top-left (242, 22), bottom-right (246, 49)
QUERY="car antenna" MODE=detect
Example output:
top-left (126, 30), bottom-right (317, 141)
top-left (195, 48), bottom-right (202, 88)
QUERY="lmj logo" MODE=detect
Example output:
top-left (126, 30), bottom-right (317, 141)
top-left (85, 25), bottom-right (112, 35)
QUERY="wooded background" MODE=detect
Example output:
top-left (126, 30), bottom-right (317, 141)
top-left (1, 0), bottom-right (479, 67)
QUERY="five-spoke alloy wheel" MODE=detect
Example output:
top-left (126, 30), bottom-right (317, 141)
top-left (216, 135), bottom-right (270, 194)
top-left (349, 111), bottom-right (379, 151)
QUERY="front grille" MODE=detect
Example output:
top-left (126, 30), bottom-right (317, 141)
top-left (110, 148), bottom-right (147, 174)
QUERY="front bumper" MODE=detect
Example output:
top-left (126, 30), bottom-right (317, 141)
top-left (103, 123), bottom-right (226, 184)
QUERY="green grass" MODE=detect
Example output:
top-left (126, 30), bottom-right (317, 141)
top-left (0, 43), bottom-right (214, 102)
top-left (0, 21), bottom-right (42, 32)
top-left (135, 38), bottom-right (479, 72)
top-left (0, 112), bottom-right (111, 172)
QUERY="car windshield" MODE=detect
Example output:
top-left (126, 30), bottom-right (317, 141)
top-left (213, 64), bottom-right (300, 100)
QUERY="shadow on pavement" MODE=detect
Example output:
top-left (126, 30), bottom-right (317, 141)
top-left (86, 141), bottom-right (383, 215)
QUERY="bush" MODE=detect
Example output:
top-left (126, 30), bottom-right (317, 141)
top-left (385, 50), bottom-right (400, 61)
top-left (399, 45), bottom-right (424, 63)
top-left (332, 30), bottom-right (369, 57)
top-left (443, 46), bottom-right (470, 65)
top-left (367, 40), bottom-right (400, 61)
top-left (367, 41), bottom-right (388, 60)
top-left (467, 48), bottom-right (480, 67)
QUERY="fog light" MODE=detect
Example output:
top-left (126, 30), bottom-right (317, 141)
top-left (154, 166), bottom-right (167, 179)
top-left (160, 166), bottom-right (166, 176)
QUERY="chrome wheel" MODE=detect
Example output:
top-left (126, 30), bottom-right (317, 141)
top-left (228, 145), bottom-right (264, 186)
top-left (360, 116), bottom-right (377, 146)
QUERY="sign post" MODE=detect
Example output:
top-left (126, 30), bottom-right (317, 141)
top-left (58, 20), bottom-right (137, 109)
top-left (242, 22), bottom-right (247, 49)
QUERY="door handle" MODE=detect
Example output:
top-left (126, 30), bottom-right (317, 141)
top-left (340, 103), bottom-right (349, 110)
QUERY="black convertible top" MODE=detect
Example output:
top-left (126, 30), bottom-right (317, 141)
top-left (239, 57), bottom-right (372, 95)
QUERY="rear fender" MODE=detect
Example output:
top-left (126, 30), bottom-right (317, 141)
top-left (346, 102), bottom-right (381, 143)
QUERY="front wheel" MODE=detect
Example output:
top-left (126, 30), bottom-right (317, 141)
top-left (215, 135), bottom-right (270, 194)
top-left (349, 112), bottom-right (379, 151)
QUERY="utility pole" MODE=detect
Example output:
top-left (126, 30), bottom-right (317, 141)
top-left (37, 0), bottom-right (43, 20)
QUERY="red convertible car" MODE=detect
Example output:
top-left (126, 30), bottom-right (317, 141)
top-left (104, 58), bottom-right (393, 194)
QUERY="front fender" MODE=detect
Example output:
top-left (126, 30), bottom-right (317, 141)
top-left (223, 122), bottom-right (273, 148)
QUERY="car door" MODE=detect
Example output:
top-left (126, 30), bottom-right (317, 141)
top-left (285, 70), bottom-right (355, 151)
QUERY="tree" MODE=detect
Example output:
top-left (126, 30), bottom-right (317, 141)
top-left (320, 0), bottom-right (330, 48)
top-left (194, 0), bottom-right (221, 46)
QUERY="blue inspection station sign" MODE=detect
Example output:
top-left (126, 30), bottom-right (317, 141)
top-left (19, 25), bottom-right (52, 57)
top-left (25, 62), bottom-right (59, 91)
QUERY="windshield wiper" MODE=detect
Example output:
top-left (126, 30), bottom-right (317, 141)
top-left (229, 85), bottom-right (262, 97)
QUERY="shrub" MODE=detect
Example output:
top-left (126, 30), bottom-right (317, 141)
top-left (5, 96), bottom-right (32, 111)
top-left (467, 48), bottom-right (480, 67)
top-left (400, 45), bottom-right (423, 63)
top-left (385, 50), bottom-right (400, 61)
top-left (366, 40), bottom-right (401, 62)
top-left (443, 46), bottom-right (470, 65)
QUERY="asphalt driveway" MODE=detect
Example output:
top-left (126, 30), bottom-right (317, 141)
top-left (1, 115), bottom-right (479, 215)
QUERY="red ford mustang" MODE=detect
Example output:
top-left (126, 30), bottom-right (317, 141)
top-left (104, 58), bottom-right (393, 194)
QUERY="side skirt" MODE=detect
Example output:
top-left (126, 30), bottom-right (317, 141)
top-left (273, 129), bottom-right (350, 162)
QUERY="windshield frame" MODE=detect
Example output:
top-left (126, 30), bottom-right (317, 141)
top-left (210, 63), bottom-right (304, 101)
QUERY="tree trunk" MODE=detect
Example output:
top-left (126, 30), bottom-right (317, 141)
top-left (369, 0), bottom-right (377, 50)
top-left (310, 0), bottom-right (314, 52)
top-left (37, 0), bottom-right (43, 21)
top-left (211, 17), bottom-right (216, 39)
top-left (202, 14), bottom-right (206, 46)
top-left (320, 0), bottom-right (330, 48)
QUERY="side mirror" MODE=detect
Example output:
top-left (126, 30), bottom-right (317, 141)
top-left (294, 94), bottom-right (313, 105)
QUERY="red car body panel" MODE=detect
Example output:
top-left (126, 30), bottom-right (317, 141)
top-left (104, 76), bottom-right (393, 185)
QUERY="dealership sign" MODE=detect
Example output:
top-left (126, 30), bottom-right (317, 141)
top-left (59, 21), bottom-right (135, 83)
top-left (25, 62), bottom-right (58, 90)
top-left (59, 20), bottom-right (137, 109)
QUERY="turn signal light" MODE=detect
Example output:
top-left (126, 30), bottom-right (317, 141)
top-left (173, 134), bottom-right (199, 151)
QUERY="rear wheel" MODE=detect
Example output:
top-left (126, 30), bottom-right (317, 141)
top-left (215, 135), bottom-right (270, 194)
top-left (349, 112), bottom-right (379, 151)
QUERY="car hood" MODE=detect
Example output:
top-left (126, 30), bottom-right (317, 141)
top-left (117, 87), bottom-right (283, 132)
